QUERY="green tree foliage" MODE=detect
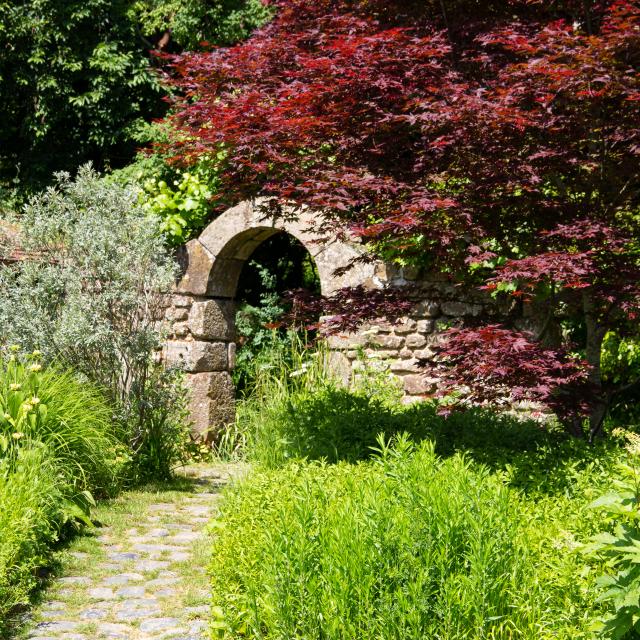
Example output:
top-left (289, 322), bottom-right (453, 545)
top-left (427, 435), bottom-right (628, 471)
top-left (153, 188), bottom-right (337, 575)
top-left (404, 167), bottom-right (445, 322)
top-left (130, 0), bottom-right (273, 50)
top-left (0, 0), bottom-right (163, 192)
top-left (0, 0), bottom-right (271, 197)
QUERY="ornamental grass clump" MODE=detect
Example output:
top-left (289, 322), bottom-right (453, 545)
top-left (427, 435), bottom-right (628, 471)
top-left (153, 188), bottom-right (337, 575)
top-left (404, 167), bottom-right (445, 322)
top-left (0, 348), bottom-right (123, 494)
top-left (235, 336), bottom-right (407, 466)
top-left (0, 447), bottom-right (64, 633)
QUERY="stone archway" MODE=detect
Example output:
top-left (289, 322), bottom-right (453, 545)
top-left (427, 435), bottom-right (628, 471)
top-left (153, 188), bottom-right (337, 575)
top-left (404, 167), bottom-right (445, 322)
top-left (162, 199), bottom-right (378, 438)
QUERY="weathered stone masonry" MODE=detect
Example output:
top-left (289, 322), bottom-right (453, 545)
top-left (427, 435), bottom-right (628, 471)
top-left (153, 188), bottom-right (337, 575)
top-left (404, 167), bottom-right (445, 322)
top-left (162, 199), bottom-right (378, 438)
top-left (162, 199), bottom-right (524, 438)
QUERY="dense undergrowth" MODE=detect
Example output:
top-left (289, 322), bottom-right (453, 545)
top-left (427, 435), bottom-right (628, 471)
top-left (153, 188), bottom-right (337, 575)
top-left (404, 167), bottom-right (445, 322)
top-left (209, 344), bottom-right (633, 639)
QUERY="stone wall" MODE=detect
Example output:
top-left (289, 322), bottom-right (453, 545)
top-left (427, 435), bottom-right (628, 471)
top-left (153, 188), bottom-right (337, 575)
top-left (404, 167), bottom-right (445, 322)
top-left (161, 198), bottom-right (377, 439)
top-left (328, 272), bottom-right (519, 401)
top-left (162, 295), bottom-right (237, 438)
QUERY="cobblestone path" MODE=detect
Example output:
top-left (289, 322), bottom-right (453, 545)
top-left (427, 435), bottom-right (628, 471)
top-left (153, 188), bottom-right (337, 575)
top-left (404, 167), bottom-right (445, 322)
top-left (20, 464), bottom-right (239, 640)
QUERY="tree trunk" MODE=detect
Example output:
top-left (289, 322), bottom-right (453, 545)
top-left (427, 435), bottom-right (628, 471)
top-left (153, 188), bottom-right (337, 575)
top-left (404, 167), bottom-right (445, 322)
top-left (583, 291), bottom-right (607, 441)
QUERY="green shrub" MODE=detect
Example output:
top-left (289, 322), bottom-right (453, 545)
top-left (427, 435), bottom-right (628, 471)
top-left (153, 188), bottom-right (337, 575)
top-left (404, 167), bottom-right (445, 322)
top-left (236, 337), bottom-right (621, 492)
top-left (0, 349), bottom-right (123, 495)
top-left (0, 167), bottom-right (189, 478)
top-left (111, 146), bottom-right (225, 245)
top-left (210, 436), bottom-right (606, 639)
top-left (128, 365), bottom-right (194, 482)
top-left (584, 431), bottom-right (640, 639)
top-left (0, 0), bottom-right (273, 196)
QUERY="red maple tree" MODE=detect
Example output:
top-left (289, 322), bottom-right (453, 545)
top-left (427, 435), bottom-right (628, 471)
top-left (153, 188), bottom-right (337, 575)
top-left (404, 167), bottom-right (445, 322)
top-left (162, 0), bottom-right (640, 438)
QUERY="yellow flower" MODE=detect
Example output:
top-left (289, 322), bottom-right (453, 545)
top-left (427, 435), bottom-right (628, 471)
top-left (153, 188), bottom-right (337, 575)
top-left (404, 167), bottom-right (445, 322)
top-left (32, 350), bottom-right (42, 357)
top-left (9, 383), bottom-right (21, 391)
top-left (29, 364), bottom-right (42, 372)
top-left (22, 403), bottom-right (33, 413)
top-left (11, 432), bottom-right (24, 439)
top-left (30, 396), bottom-right (40, 405)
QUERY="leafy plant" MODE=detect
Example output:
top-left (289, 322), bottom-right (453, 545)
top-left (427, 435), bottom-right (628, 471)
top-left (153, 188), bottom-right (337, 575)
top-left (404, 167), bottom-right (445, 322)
top-left (586, 437), bottom-right (640, 639)
top-left (141, 167), bottom-right (217, 244)
top-left (128, 365), bottom-right (194, 482)
top-left (209, 436), bottom-right (609, 639)
top-left (0, 446), bottom-right (65, 634)
top-left (0, 0), bottom-right (272, 196)
top-left (129, 0), bottom-right (274, 50)
top-left (0, 348), bottom-right (124, 495)
top-left (0, 350), bottom-right (126, 633)
top-left (234, 261), bottom-right (289, 396)
top-left (233, 235), bottom-right (321, 396)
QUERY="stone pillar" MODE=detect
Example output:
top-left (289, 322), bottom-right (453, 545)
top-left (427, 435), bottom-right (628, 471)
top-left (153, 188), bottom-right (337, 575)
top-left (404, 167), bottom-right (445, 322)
top-left (163, 296), bottom-right (236, 441)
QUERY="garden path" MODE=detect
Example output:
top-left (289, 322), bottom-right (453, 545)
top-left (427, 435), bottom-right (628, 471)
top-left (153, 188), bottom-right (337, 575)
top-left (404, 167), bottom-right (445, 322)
top-left (19, 464), bottom-right (241, 640)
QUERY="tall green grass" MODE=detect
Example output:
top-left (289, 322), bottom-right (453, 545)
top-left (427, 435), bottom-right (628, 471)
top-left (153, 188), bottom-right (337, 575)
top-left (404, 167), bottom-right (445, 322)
top-left (0, 447), bottom-right (64, 627)
top-left (212, 338), bottom-right (622, 638)
top-left (235, 339), bottom-right (407, 466)
top-left (0, 352), bottom-right (124, 632)
top-left (210, 435), bottom-right (610, 639)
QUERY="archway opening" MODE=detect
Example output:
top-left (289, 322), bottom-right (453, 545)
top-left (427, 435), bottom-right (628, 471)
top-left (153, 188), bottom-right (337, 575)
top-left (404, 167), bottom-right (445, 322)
top-left (232, 232), bottom-right (321, 397)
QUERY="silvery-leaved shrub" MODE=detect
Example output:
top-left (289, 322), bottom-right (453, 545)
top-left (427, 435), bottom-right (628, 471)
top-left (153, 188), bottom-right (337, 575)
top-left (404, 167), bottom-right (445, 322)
top-left (0, 165), bottom-right (190, 479)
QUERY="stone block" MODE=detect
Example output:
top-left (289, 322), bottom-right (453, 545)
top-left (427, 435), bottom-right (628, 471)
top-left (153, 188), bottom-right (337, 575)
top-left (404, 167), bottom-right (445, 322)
top-left (392, 318), bottom-right (417, 335)
top-left (372, 334), bottom-right (404, 350)
top-left (188, 300), bottom-right (235, 341)
top-left (390, 358), bottom-right (421, 373)
top-left (401, 374), bottom-right (435, 396)
top-left (164, 341), bottom-right (228, 372)
top-left (363, 349), bottom-right (396, 360)
top-left (173, 322), bottom-right (188, 338)
top-left (411, 300), bottom-right (440, 318)
top-left (328, 333), bottom-right (368, 350)
top-left (328, 351), bottom-right (352, 384)
top-left (185, 372), bottom-right (235, 440)
top-left (405, 333), bottom-right (427, 349)
top-left (413, 346), bottom-right (436, 361)
top-left (171, 295), bottom-right (193, 308)
top-left (416, 319), bottom-right (435, 333)
top-left (165, 307), bottom-right (188, 322)
top-left (175, 240), bottom-right (214, 296)
top-left (441, 301), bottom-right (483, 317)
